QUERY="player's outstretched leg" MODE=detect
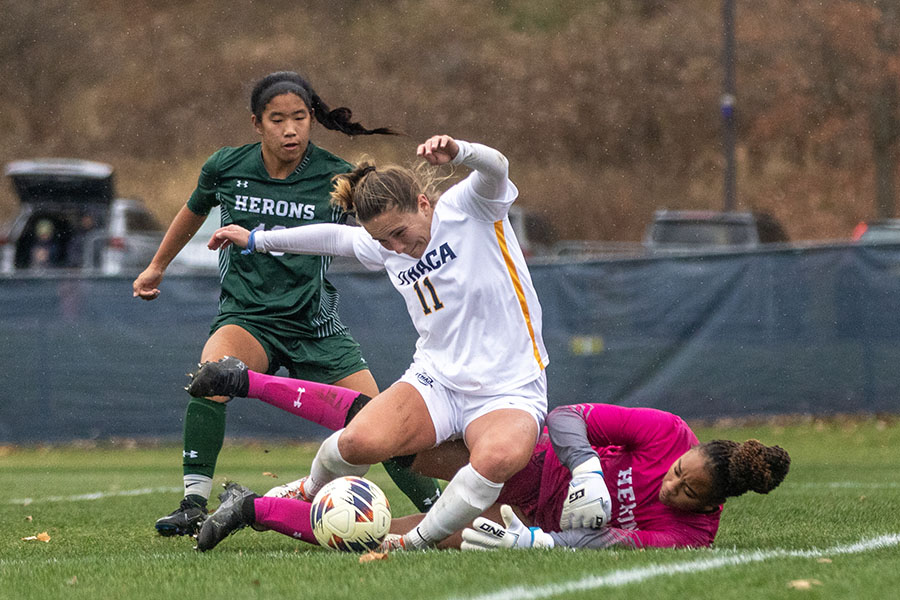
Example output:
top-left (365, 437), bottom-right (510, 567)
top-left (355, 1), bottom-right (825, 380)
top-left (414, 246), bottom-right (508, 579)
top-left (187, 358), bottom-right (443, 513)
top-left (187, 356), bottom-right (249, 399)
top-left (186, 357), bottom-right (360, 430)
top-left (196, 483), bottom-right (259, 552)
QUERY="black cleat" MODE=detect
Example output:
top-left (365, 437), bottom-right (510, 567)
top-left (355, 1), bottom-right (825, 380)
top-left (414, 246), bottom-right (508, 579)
top-left (155, 497), bottom-right (208, 537)
top-left (187, 356), bottom-right (250, 398)
top-left (196, 483), bottom-right (258, 552)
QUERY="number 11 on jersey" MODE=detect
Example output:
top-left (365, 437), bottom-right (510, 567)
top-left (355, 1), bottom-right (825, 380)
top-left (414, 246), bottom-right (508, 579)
top-left (413, 277), bottom-right (443, 315)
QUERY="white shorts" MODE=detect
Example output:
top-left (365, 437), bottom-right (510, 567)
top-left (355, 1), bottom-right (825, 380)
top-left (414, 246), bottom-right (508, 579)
top-left (398, 361), bottom-right (548, 447)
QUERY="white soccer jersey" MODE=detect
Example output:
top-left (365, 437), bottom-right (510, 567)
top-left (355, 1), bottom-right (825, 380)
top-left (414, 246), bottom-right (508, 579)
top-left (351, 160), bottom-right (549, 395)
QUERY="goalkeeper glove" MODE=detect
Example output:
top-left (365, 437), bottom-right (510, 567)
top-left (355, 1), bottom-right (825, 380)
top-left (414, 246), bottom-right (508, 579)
top-left (460, 505), bottom-right (554, 550)
top-left (559, 456), bottom-right (612, 529)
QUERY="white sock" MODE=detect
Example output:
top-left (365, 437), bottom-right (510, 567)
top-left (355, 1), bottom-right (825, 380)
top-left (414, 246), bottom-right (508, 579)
top-left (403, 463), bottom-right (503, 549)
top-left (307, 429), bottom-right (370, 497)
top-left (183, 474), bottom-right (212, 501)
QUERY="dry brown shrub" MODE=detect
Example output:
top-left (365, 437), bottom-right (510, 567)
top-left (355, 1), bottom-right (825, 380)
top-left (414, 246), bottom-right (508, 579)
top-left (1, 0), bottom-right (897, 241)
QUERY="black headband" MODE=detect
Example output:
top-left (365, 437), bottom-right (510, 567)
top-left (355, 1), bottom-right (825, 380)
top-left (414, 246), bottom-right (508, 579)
top-left (257, 81), bottom-right (313, 113)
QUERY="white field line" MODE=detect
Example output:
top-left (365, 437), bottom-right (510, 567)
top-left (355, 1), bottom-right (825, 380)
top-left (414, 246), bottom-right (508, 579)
top-left (7, 486), bottom-right (182, 505)
top-left (451, 533), bottom-right (900, 600)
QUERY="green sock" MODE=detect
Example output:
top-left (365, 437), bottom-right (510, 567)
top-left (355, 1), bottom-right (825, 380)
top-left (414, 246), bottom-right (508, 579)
top-left (182, 397), bottom-right (227, 479)
top-left (382, 459), bottom-right (442, 513)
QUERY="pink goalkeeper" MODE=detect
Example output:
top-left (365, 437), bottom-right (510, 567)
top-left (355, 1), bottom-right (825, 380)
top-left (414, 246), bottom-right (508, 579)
top-left (188, 360), bottom-right (790, 551)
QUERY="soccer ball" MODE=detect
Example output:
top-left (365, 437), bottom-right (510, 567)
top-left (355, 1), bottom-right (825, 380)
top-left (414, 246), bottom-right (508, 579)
top-left (310, 476), bottom-right (392, 552)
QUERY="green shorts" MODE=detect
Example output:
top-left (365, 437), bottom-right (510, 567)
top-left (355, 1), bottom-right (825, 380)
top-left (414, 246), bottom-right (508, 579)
top-left (212, 316), bottom-right (368, 383)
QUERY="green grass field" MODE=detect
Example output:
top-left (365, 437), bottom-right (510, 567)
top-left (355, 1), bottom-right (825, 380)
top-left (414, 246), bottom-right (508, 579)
top-left (2, 417), bottom-right (900, 600)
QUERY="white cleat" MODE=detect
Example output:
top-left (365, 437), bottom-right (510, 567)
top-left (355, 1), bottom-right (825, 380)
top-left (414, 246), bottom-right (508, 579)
top-left (380, 533), bottom-right (406, 552)
top-left (264, 477), bottom-right (314, 501)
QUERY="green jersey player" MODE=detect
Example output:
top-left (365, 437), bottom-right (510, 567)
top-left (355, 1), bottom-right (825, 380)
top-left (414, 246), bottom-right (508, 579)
top-left (133, 71), bottom-right (441, 537)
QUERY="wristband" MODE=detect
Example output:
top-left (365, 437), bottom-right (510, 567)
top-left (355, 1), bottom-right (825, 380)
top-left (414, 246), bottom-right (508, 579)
top-left (241, 230), bottom-right (257, 255)
top-left (528, 527), bottom-right (555, 549)
top-left (572, 455), bottom-right (604, 477)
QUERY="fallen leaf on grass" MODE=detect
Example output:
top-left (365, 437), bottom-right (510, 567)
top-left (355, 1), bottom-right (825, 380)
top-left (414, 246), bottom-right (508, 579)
top-left (263, 472), bottom-right (278, 478)
top-left (21, 532), bottom-right (51, 542)
top-left (359, 551), bottom-right (388, 563)
top-left (788, 579), bottom-right (822, 590)
top-left (816, 558), bottom-right (832, 564)
top-left (66, 576), bottom-right (78, 586)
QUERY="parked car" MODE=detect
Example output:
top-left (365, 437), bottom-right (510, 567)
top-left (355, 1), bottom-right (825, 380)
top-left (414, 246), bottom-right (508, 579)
top-left (643, 210), bottom-right (788, 253)
top-left (851, 219), bottom-right (900, 243)
top-left (101, 197), bottom-right (167, 275)
top-left (0, 159), bottom-right (163, 274)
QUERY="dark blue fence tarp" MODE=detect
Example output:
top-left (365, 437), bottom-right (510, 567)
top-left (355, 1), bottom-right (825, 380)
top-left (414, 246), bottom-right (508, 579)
top-left (2, 243), bottom-right (899, 443)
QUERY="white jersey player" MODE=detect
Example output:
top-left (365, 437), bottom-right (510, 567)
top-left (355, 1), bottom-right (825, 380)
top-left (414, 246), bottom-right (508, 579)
top-left (209, 135), bottom-right (550, 550)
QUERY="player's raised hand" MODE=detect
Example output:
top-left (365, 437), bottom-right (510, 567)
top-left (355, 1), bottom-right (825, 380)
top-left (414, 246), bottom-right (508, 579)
top-left (417, 135), bottom-right (459, 165)
top-left (460, 505), bottom-right (554, 550)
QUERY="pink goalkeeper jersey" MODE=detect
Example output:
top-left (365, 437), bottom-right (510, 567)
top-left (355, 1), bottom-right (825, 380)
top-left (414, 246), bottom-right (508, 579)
top-left (498, 403), bottom-right (720, 549)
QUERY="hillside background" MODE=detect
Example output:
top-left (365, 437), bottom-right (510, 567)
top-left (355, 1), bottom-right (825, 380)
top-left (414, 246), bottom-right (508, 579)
top-left (2, 0), bottom-right (899, 243)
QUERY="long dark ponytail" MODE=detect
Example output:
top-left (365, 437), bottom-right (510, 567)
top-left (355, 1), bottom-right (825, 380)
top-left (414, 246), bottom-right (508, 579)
top-left (250, 71), bottom-right (397, 136)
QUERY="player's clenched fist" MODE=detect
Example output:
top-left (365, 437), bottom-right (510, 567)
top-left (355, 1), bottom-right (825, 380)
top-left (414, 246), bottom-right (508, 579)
top-left (417, 135), bottom-right (459, 165)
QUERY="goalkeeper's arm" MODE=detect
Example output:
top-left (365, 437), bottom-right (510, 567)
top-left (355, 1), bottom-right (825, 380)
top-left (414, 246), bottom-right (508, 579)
top-left (549, 526), bottom-right (708, 549)
top-left (546, 405), bottom-right (599, 470)
top-left (548, 406), bottom-right (612, 529)
top-left (460, 507), bottom-right (705, 550)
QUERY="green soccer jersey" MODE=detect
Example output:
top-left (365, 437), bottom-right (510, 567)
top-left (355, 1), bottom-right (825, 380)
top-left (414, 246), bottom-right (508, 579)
top-left (186, 142), bottom-right (352, 339)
